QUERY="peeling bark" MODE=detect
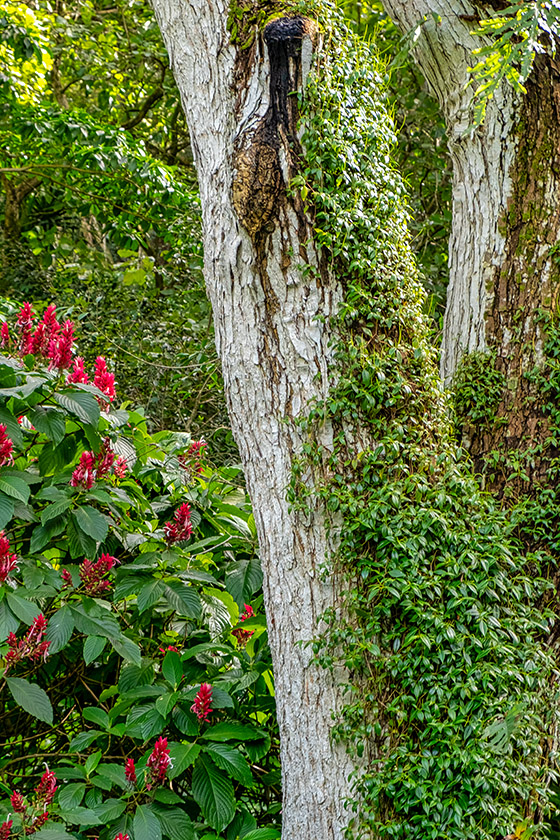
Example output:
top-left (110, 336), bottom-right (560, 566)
top-left (149, 1), bottom-right (356, 836)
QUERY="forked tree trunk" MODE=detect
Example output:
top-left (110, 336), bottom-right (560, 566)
top-left (384, 0), bottom-right (560, 494)
top-left (149, 2), bottom-right (356, 836)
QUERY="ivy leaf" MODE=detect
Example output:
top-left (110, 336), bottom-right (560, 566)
top-left (55, 389), bottom-right (100, 426)
top-left (191, 754), bottom-right (235, 833)
top-left (203, 742), bottom-right (253, 787)
top-left (46, 606), bottom-right (75, 654)
top-left (133, 805), bottom-right (162, 840)
top-left (73, 505), bottom-right (109, 542)
top-left (7, 677), bottom-right (53, 724)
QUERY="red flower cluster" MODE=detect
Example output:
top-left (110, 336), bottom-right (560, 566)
top-left (10, 791), bottom-right (25, 813)
top-left (5, 303), bottom-right (76, 371)
top-left (158, 644), bottom-right (179, 655)
top-left (145, 737), bottom-right (171, 790)
top-left (0, 425), bottom-right (14, 468)
top-left (113, 834), bottom-right (129, 840)
top-left (124, 758), bottom-right (137, 785)
top-left (35, 768), bottom-right (57, 805)
top-left (191, 682), bottom-right (213, 723)
top-left (93, 356), bottom-right (116, 409)
top-left (79, 553), bottom-right (117, 597)
top-left (61, 568), bottom-right (73, 587)
top-left (67, 356), bottom-right (88, 384)
top-left (232, 603), bottom-right (255, 647)
top-left (178, 439), bottom-right (207, 475)
top-left (0, 532), bottom-right (17, 583)
top-left (0, 820), bottom-right (12, 840)
top-left (5, 614), bottom-right (51, 670)
top-left (164, 503), bottom-right (193, 545)
top-left (70, 439), bottom-right (123, 489)
top-left (25, 813), bottom-right (48, 836)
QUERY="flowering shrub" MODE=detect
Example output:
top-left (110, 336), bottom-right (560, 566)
top-left (0, 304), bottom-right (280, 840)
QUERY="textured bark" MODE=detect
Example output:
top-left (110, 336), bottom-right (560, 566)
top-left (149, 1), bottom-right (357, 836)
top-left (384, 0), bottom-right (560, 491)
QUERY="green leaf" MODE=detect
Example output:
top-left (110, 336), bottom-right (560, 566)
top-left (0, 599), bottom-right (19, 640)
top-left (41, 496), bottom-right (72, 525)
top-left (66, 515), bottom-right (96, 558)
top-left (94, 764), bottom-right (127, 790)
top-left (34, 830), bottom-right (76, 840)
top-left (93, 798), bottom-right (127, 822)
top-left (167, 741), bottom-right (201, 779)
top-left (55, 389), bottom-right (100, 426)
top-left (0, 406), bottom-right (23, 447)
top-left (58, 806), bottom-right (101, 826)
top-left (153, 790), bottom-right (183, 805)
top-left (6, 677), bottom-right (53, 724)
top-left (151, 807), bottom-right (194, 840)
top-left (83, 635), bottom-right (106, 664)
top-left (71, 604), bottom-right (121, 638)
top-left (241, 831), bottom-right (281, 840)
top-left (46, 606), bottom-right (75, 654)
top-left (203, 743), bottom-right (253, 787)
top-left (191, 754), bottom-right (235, 833)
top-left (133, 805), bottom-right (162, 840)
top-left (6, 592), bottom-right (40, 624)
top-left (58, 782), bottom-right (86, 811)
top-left (162, 651), bottom-right (183, 688)
top-left (0, 474), bottom-right (30, 504)
top-left (73, 505), bottom-right (109, 542)
top-left (202, 721), bottom-right (264, 742)
top-left (226, 558), bottom-right (263, 608)
top-left (0, 492), bottom-right (15, 530)
top-left (109, 634), bottom-right (142, 665)
top-left (163, 580), bottom-right (201, 618)
top-left (137, 579), bottom-right (165, 613)
top-left (28, 406), bottom-right (66, 445)
top-left (83, 706), bottom-right (110, 729)
top-left (69, 730), bottom-right (103, 751)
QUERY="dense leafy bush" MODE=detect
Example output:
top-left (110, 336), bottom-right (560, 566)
top-left (0, 303), bottom-right (280, 840)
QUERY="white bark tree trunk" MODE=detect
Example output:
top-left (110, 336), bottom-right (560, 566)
top-left (384, 0), bottom-right (560, 490)
top-left (149, 1), bottom-right (356, 836)
top-left (383, 0), bottom-right (518, 383)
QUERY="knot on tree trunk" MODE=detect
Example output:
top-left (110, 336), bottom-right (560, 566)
top-left (232, 16), bottom-right (317, 239)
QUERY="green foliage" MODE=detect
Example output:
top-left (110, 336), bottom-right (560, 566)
top-left (0, 304), bottom-right (280, 839)
top-left (452, 351), bottom-right (506, 430)
top-left (469, 1), bottom-right (560, 125)
top-left (297, 7), bottom-right (557, 837)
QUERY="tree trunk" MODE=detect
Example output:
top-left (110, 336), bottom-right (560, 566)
top-left (383, 0), bottom-right (560, 497)
top-left (149, 2), bottom-right (356, 836)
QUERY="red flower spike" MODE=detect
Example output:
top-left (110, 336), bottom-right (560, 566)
top-left (0, 322), bottom-right (10, 349)
top-left (10, 791), bottom-right (26, 813)
top-left (67, 356), bottom-right (88, 385)
top-left (0, 532), bottom-right (17, 583)
top-left (0, 425), bottom-right (14, 468)
top-left (0, 820), bottom-right (13, 840)
top-left (79, 554), bottom-right (117, 597)
top-left (50, 320), bottom-right (74, 370)
top-left (25, 813), bottom-right (48, 835)
top-left (145, 736), bottom-right (171, 790)
top-left (35, 767), bottom-right (57, 805)
top-left (93, 356), bottom-right (116, 409)
top-left (113, 456), bottom-right (127, 479)
top-left (164, 503), bottom-right (193, 545)
top-left (124, 758), bottom-right (137, 785)
top-left (113, 834), bottom-right (129, 840)
top-left (61, 568), bottom-right (73, 588)
top-left (191, 682), bottom-right (213, 723)
top-left (15, 302), bottom-right (35, 356)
